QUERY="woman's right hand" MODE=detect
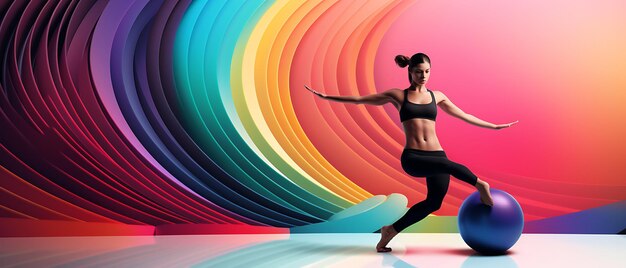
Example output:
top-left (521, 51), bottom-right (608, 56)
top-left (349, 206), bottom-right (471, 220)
top-left (304, 85), bottom-right (326, 98)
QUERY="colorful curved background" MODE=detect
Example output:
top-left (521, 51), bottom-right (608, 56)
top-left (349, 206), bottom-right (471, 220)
top-left (1, 0), bottom-right (625, 236)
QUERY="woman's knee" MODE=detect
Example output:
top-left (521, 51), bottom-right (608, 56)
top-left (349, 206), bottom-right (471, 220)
top-left (446, 162), bottom-right (477, 185)
top-left (424, 198), bottom-right (444, 211)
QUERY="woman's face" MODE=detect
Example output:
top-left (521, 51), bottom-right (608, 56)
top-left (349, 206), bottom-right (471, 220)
top-left (410, 62), bottom-right (431, 85)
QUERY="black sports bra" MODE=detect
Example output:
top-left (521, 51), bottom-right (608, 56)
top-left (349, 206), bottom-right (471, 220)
top-left (399, 89), bottom-right (437, 122)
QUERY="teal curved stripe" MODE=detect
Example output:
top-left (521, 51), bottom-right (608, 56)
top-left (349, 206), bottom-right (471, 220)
top-left (216, 2), bottom-right (266, 160)
top-left (290, 194), bottom-right (409, 233)
top-left (227, 2), bottom-right (356, 209)
top-left (176, 0), bottom-right (301, 224)
top-left (185, 0), bottom-right (317, 221)
top-left (173, 0), bottom-right (343, 222)
top-left (198, 0), bottom-right (344, 215)
top-left (215, 3), bottom-right (354, 208)
top-left (328, 196), bottom-right (386, 221)
top-left (174, 0), bottom-right (299, 226)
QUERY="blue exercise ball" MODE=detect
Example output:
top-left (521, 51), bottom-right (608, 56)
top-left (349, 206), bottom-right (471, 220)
top-left (458, 189), bottom-right (524, 255)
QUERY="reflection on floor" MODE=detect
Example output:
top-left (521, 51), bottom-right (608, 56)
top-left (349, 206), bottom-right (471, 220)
top-left (1, 233), bottom-right (624, 267)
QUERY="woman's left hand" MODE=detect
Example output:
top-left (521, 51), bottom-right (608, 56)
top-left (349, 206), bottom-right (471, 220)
top-left (494, 120), bottom-right (519, 129)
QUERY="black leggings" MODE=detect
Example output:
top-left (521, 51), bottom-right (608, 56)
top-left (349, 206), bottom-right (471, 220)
top-left (392, 149), bottom-right (478, 233)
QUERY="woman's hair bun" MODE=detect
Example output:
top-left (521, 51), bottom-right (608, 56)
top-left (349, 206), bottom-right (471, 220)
top-left (395, 55), bottom-right (410, 68)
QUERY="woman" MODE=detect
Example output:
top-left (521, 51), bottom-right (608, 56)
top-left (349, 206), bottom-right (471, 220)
top-left (304, 53), bottom-right (518, 253)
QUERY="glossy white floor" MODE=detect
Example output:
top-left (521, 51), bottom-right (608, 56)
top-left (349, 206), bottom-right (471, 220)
top-left (1, 233), bottom-right (623, 267)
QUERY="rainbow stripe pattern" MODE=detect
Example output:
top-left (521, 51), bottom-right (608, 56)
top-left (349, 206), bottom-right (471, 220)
top-left (1, 0), bottom-right (625, 236)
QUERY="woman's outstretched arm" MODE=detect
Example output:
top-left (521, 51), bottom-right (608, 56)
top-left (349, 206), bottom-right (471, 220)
top-left (304, 85), bottom-right (394, 106)
top-left (437, 91), bottom-right (518, 129)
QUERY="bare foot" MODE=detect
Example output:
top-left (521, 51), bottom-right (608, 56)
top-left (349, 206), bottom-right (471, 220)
top-left (475, 179), bottom-right (494, 206)
top-left (376, 225), bottom-right (398, 252)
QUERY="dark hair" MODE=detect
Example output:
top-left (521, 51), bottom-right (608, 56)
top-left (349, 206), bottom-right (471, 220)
top-left (395, 53), bottom-right (431, 84)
